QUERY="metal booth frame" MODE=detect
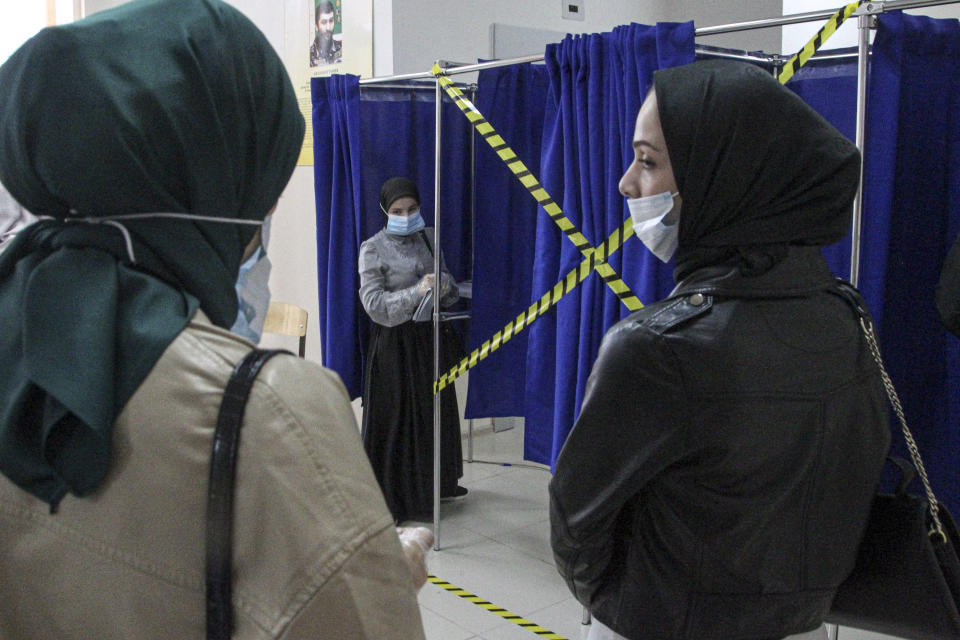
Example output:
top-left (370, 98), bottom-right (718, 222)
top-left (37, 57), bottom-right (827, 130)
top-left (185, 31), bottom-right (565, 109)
top-left (357, 0), bottom-right (960, 554)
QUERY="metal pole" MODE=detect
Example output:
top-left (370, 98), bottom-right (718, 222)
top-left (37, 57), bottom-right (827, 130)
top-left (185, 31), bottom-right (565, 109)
top-left (434, 55), bottom-right (545, 76)
top-left (359, 69), bottom-right (436, 84)
top-left (356, 0), bottom-right (960, 86)
top-left (358, 82), bottom-right (438, 91)
top-left (697, 48), bottom-right (778, 64)
top-left (433, 70), bottom-right (443, 551)
top-left (882, 0), bottom-right (960, 11)
top-left (849, 13), bottom-right (873, 287)
top-left (696, 8), bottom-right (845, 36)
top-left (468, 419), bottom-right (474, 462)
top-left (467, 85), bottom-right (477, 465)
top-left (695, 0), bottom-right (955, 37)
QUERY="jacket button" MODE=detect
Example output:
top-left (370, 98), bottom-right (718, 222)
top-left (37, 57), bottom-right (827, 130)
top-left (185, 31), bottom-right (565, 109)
top-left (689, 293), bottom-right (705, 306)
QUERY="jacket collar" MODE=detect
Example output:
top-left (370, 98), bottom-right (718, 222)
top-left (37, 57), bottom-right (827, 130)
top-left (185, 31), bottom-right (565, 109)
top-left (670, 245), bottom-right (837, 300)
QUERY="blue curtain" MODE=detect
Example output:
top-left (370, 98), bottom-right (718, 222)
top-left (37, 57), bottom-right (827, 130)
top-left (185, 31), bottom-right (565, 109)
top-left (313, 16), bottom-right (959, 513)
top-left (523, 23), bottom-right (696, 466)
top-left (312, 75), bottom-right (364, 399)
top-left (312, 76), bottom-right (473, 400)
top-left (862, 12), bottom-right (960, 514)
top-left (464, 64), bottom-right (550, 419)
top-left (357, 86), bottom-right (473, 282)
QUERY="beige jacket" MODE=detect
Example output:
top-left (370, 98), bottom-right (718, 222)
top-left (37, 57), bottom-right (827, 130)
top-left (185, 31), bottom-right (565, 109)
top-left (0, 311), bottom-right (426, 639)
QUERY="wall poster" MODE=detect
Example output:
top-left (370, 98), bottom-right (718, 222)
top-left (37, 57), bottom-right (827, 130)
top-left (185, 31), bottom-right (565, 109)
top-left (283, 0), bottom-right (373, 165)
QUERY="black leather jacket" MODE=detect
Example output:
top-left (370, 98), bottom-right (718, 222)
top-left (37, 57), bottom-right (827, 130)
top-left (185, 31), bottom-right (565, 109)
top-left (549, 246), bottom-right (890, 640)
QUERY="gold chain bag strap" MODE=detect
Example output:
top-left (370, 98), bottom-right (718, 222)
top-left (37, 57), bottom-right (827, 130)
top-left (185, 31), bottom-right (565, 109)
top-left (858, 313), bottom-right (947, 541)
top-left (826, 281), bottom-right (960, 640)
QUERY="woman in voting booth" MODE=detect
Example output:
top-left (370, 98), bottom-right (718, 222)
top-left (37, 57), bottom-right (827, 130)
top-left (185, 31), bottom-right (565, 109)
top-left (359, 177), bottom-right (467, 524)
top-left (549, 60), bottom-right (891, 640)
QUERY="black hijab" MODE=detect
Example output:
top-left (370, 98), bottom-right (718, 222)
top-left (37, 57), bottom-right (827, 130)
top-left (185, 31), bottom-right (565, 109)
top-left (652, 60), bottom-right (860, 279)
top-left (0, 0), bottom-right (304, 507)
top-left (379, 177), bottom-right (421, 213)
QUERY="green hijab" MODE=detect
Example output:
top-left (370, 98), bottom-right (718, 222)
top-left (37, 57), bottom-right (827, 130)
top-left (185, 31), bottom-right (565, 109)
top-left (0, 0), bottom-right (304, 508)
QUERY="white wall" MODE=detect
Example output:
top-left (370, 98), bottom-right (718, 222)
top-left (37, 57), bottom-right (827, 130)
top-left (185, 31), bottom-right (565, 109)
top-left (43, 0), bottom-right (960, 377)
top-left (392, 0), bottom-right (784, 75)
top-left (783, 0), bottom-right (960, 54)
top-left (1, 6), bottom-right (45, 64)
top-left (1, 1), bottom-right (79, 64)
top-left (73, 0), bottom-right (787, 373)
top-left (80, 0), bottom-right (324, 365)
top-left (374, 0), bottom-right (394, 76)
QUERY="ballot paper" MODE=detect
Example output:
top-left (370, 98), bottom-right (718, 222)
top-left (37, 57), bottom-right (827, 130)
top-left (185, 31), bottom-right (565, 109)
top-left (413, 289), bottom-right (433, 322)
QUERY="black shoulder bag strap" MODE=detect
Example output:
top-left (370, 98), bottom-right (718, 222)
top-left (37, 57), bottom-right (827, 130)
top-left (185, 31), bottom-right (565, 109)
top-left (206, 348), bottom-right (291, 640)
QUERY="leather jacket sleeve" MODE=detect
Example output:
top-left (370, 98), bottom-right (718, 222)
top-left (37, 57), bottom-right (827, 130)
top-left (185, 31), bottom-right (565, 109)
top-left (548, 317), bottom-right (689, 605)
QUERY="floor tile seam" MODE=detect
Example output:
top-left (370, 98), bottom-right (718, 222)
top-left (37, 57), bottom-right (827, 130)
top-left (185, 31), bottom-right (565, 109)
top-left (455, 522), bottom-right (527, 544)
top-left (462, 464), bottom-right (534, 484)
top-left (419, 599), bottom-right (492, 637)
top-left (452, 527), bottom-right (556, 565)
top-left (485, 545), bottom-right (557, 571)
top-left (484, 517), bottom-right (552, 544)
top-left (522, 594), bottom-right (583, 619)
top-left (484, 537), bottom-right (555, 566)
top-left (419, 605), bottom-right (515, 636)
top-left (461, 458), bottom-right (517, 468)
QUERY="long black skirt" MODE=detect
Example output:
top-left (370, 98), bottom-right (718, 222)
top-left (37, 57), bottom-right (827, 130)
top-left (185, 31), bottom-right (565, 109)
top-left (361, 321), bottom-right (463, 523)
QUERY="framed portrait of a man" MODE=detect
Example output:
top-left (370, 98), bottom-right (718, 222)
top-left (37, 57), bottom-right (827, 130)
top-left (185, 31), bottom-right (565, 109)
top-left (284, 0), bottom-right (372, 165)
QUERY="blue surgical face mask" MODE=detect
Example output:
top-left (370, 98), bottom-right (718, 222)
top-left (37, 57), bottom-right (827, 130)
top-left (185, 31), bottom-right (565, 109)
top-left (231, 216), bottom-right (272, 343)
top-left (386, 210), bottom-right (425, 236)
top-left (626, 191), bottom-right (680, 263)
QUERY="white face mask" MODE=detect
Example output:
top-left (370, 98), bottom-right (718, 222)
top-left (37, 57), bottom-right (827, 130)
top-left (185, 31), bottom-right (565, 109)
top-left (626, 190), bottom-right (680, 263)
top-left (60, 209), bottom-right (273, 341)
top-left (231, 216), bottom-right (272, 344)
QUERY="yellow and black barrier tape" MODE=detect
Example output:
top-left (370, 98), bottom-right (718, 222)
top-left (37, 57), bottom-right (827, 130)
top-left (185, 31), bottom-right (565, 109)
top-left (432, 63), bottom-right (643, 313)
top-left (778, 0), bottom-right (865, 85)
top-left (433, 0), bottom-right (860, 393)
top-left (435, 218), bottom-right (635, 393)
top-left (427, 575), bottom-right (569, 639)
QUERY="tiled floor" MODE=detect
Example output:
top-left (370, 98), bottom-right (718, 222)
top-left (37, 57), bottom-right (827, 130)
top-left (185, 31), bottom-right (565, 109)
top-left (392, 419), bottom-right (903, 640)
top-left (403, 420), bottom-right (590, 640)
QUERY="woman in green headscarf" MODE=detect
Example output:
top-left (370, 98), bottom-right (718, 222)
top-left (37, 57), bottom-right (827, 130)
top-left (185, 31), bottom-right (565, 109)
top-left (0, 1), bottom-right (426, 638)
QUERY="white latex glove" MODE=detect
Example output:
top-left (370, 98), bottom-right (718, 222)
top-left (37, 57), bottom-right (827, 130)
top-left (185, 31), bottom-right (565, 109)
top-left (439, 273), bottom-right (454, 296)
top-left (416, 273), bottom-right (436, 297)
top-left (397, 526), bottom-right (434, 590)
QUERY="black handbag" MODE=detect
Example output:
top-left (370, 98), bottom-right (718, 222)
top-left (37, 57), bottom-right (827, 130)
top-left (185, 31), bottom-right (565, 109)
top-left (206, 349), bottom-right (290, 640)
top-left (826, 284), bottom-right (960, 639)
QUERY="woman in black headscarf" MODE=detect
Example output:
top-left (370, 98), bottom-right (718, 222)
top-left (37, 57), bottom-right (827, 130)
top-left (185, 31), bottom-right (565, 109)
top-left (358, 177), bottom-right (466, 524)
top-left (549, 60), bottom-right (890, 640)
top-left (0, 1), bottom-right (426, 638)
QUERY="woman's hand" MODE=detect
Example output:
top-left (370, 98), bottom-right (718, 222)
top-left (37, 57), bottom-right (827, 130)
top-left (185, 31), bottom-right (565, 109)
top-left (417, 273), bottom-right (455, 298)
top-left (397, 526), bottom-right (434, 590)
top-left (416, 274), bottom-right (436, 297)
